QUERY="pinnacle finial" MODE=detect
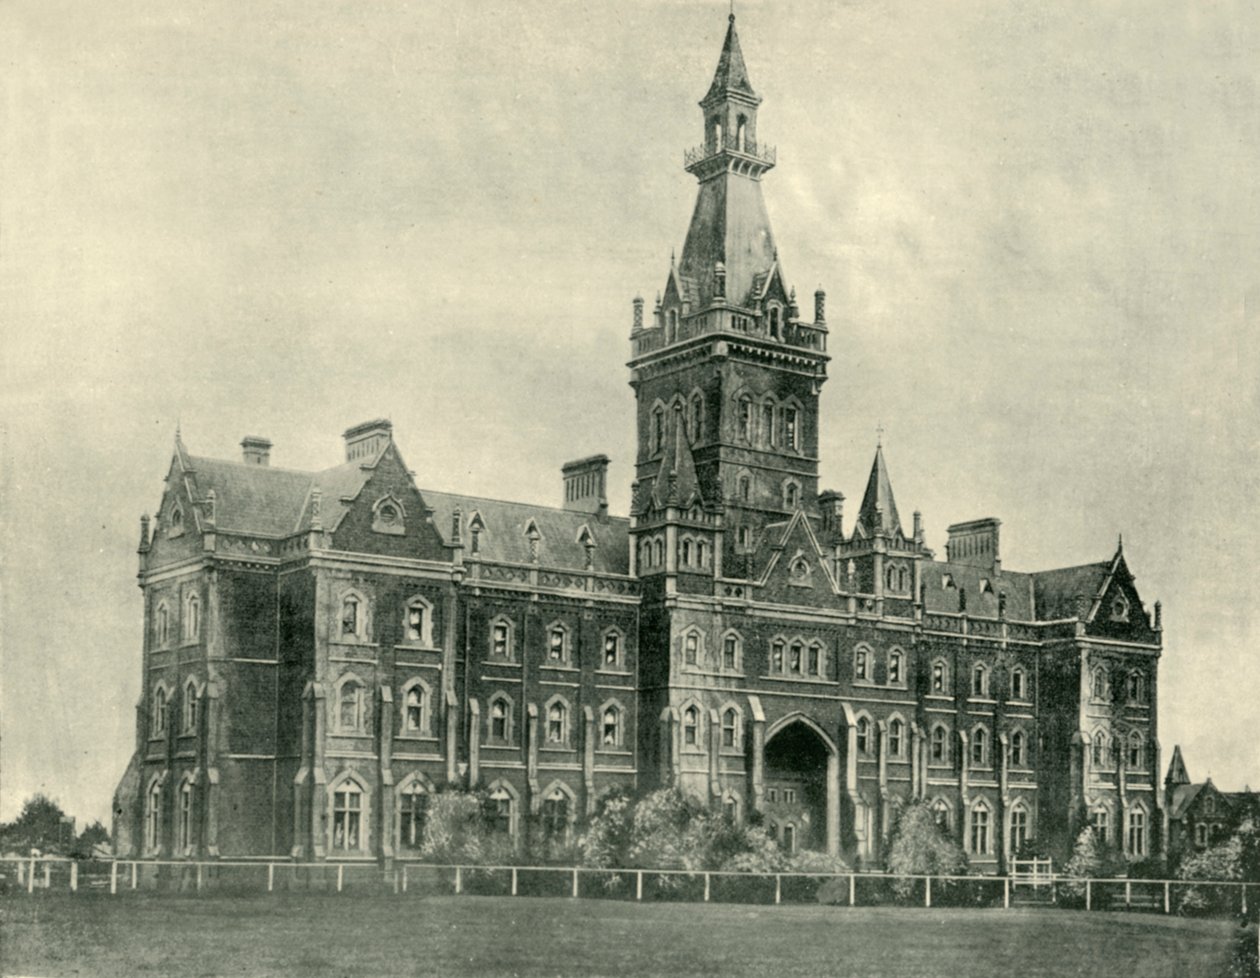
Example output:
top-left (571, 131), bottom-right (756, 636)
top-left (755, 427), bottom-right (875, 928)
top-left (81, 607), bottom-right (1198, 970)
top-left (876, 423), bottom-right (885, 448)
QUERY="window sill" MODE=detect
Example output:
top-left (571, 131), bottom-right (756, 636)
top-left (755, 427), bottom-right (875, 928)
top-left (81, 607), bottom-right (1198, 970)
top-left (541, 745), bottom-right (575, 753)
top-left (597, 667), bottom-right (632, 676)
top-left (541, 664), bottom-right (579, 673)
top-left (596, 748), bottom-right (633, 756)
top-left (968, 697), bottom-right (997, 705)
top-left (395, 643), bottom-right (441, 653)
top-left (331, 641), bottom-right (379, 649)
top-left (484, 659), bottom-right (521, 668)
top-left (397, 733), bottom-right (438, 742)
top-left (483, 743), bottom-right (518, 750)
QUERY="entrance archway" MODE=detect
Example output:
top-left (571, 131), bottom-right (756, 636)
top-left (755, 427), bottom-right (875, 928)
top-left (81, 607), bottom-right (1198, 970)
top-left (763, 716), bottom-right (840, 855)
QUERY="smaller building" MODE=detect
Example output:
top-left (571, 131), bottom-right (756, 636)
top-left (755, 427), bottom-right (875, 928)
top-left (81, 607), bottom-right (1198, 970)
top-left (1164, 745), bottom-right (1260, 860)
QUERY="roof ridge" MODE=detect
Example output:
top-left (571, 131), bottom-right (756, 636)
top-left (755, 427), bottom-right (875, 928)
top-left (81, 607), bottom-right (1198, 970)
top-left (419, 486), bottom-right (629, 522)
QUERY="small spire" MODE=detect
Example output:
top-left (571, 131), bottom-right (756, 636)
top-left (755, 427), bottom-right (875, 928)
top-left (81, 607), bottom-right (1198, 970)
top-left (1117, 532), bottom-right (1124, 553)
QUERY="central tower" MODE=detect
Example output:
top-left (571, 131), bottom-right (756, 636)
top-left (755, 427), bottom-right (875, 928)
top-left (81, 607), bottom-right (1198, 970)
top-left (628, 14), bottom-right (830, 585)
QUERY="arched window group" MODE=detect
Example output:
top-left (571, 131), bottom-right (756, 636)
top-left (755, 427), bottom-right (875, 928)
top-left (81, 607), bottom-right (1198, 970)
top-left (183, 592), bottom-right (200, 643)
top-left (769, 636), bottom-right (826, 678)
top-left (733, 393), bottom-right (803, 453)
top-left (883, 563), bottom-right (910, 594)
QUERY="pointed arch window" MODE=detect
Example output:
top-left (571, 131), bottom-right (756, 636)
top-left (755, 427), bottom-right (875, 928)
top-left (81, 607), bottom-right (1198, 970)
top-left (697, 539), bottom-right (710, 568)
top-left (401, 680), bottom-right (428, 735)
top-left (721, 707), bottom-right (740, 749)
top-left (971, 662), bottom-right (989, 698)
top-left (888, 717), bottom-right (905, 758)
top-left (783, 481), bottom-right (800, 509)
top-left (1092, 730), bottom-right (1109, 767)
top-left (339, 590), bottom-right (369, 643)
top-left (144, 778), bottom-right (162, 853)
top-left (931, 798), bottom-right (952, 831)
top-left (783, 406), bottom-right (798, 450)
top-left (931, 724), bottom-right (949, 764)
top-left (600, 702), bottom-right (623, 747)
top-left (403, 596), bottom-right (434, 647)
top-left (683, 631), bottom-right (699, 667)
top-left (490, 618), bottom-right (514, 660)
top-left (971, 726), bottom-right (989, 767)
top-left (761, 401), bottom-right (775, 446)
top-left (738, 474), bottom-right (751, 503)
top-left (1010, 729), bottom-right (1027, 767)
top-left (1091, 665), bottom-right (1110, 702)
top-left (722, 633), bottom-right (740, 671)
top-left (653, 538), bottom-right (665, 565)
top-left (602, 628), bottom-right (624, 669)
top-left (680, 537), bottom-right (693, 566)
top-left (789, 641), bottom-right (803, 674)
top-left (399, 780), bottom-right (429, 851)
top-left (155, 602), bottom-right (170, 648)
top-left (336, 677), bottom-right (367, 733)
top-left (888, 649), bottom-right (903, 685)
top-left (682, 705), bottom-right (701, 748)
top-left (547, 623), bottom-right (570, 664)
top-left (666, 309), bottom-right (679, 344)
top-left (331, 779), bottom-right (365, 852)
top-left (855, 646), bottom-right (870, 682)
top-left (489, 695), bottom-right (513, 745)
top-left (689, 392), bottom-right (704, 442)
top-left (488, 783), bottom-right (516, 838)
top-left (1127, 671), bottom-right (1146, 704)
top-left (182, 680), bottom-right (199, 735)
top-left (1091, 806), bottom-right (1110, 843)
top-left (931, 659), bottom-right (948, 694)
top-left (738, 396), bottom-right (753, 442)
top-left (970, 800), bottom-right (991, 855)
top-left (855, 715), bottom-right (871, 754)
top-left (652, 406), bottom-right (665, 454)
top-left (177, 777), bottom-right (194, 853)
top-left (1010, 667), bottom-right (1027, 701)
top-left (1127, 806), bottom-right (1147, 856)
top-left (770, 639), bottom-right (784, 673)
top-left (152, 685), bottom-right (168, 738)
top-left (546, 699), bottom-right (569, 745)
top-left (183, 592), bottom-right (200, 643)
top-left (808, 643), bottom-right (823, 677)
top-left (1127, 731), bottom-right (1145, 771)
top-left (1009, 804), bottom-right (1029, 854)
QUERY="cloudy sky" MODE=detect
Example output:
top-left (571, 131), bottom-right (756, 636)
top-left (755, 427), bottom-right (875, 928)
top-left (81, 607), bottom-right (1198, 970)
top-left (3, 0), bottom-right (1258, 826)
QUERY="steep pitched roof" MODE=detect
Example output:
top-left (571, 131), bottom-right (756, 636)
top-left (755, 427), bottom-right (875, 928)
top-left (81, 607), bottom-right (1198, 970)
top-left (183, 456), bottom-right (313, 536)
top-left (854, 446), bottom-right (901, 537)
top-left (1031, 561), bottom-right (1111, 621)
top-left (1166, 745), bottom-right (1191, 787)
top-left (653, 410), bottom-right (703, 509)
top-left (703, 15), bottom-right (757, 104)
top-left (1169, 783), bottom-right (1205, 820)
top-left (421, 490), bottom-right (629, 575)
top-left (920, 561), bottom-right (1036, 620)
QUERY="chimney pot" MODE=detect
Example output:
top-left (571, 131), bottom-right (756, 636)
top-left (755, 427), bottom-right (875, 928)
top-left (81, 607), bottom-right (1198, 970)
top-left (342, 419), bottom-right (392, 463)
top-left (561, 455), bottom-right (611, 516)
top-left (814, 287), bottom-right (826, 323)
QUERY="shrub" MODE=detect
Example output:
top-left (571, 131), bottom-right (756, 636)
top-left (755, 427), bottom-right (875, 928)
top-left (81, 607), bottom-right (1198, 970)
top-left (885, 802), bottom-right (968, 898)
top-left (1061, 826), bottom-right (1120, 899)
top-left (420, 787), bottom-right (514, 865)
top-left (1177, 833), bottom-right (1244, 916)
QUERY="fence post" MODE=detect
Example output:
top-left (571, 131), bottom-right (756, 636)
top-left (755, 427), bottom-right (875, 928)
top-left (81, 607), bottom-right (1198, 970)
top-left (131, 861), bottom-right (138, 890)
top-left (636, 871), bottom-right (643, 902)
top-left (267, 863), bottom-right (275, 893)
top-left (1004, 877), bottom-right (1010, 909)
top-left (848, 873), bottom-right (855, 907)
top-left (1242, 883), bottom-right (1247, 916)
top-left (572, 868), bottom-right (579, 899)
top-left (1125, 880), bottom-right (1131, 908)
top-left (70, 861), bottom-right (78, 893)
top-left (110, 861), bottom-right (118, 895)
top-left (196, 863), bottom-right (204, 892)
top-left (455, 866), bottom-right (462, 895)
top-left (402, 865), bottom-right (408, 893)
top-left (43, 861), bottom-right (51, 889)
top-left (925, 876), bottom-right (931, 908)
top-left (774, 874), bottom-right (782, 905)
top-left (336, 864), bottom-right (344, 893)
top-left (511, 868), bottom-right (518, 897)
top-left (1163, 881), bottom-right (1170, 915)
top-left (704, 873), bottom-right (710, 903)
top-left (1085, 879), bottom-right (1091, 911)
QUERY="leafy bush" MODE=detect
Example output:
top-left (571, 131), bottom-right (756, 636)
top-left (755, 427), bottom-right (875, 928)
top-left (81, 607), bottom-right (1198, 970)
top-left (885, 802), bottom-right (968, 898)
top-left (1061, 826), bottom-right (1120, 899)
top-left (420, 787), bottom-right (514, 865)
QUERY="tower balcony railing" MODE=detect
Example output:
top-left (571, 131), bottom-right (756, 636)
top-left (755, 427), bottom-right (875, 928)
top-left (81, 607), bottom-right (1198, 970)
top-left (631, 307), bottom-right (827, 359)
top-left (684, 134), bottom-right (777, 169)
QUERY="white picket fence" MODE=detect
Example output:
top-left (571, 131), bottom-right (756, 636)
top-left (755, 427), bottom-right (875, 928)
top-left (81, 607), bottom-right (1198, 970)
top-left (1, 855), bottom-right (1254, 920)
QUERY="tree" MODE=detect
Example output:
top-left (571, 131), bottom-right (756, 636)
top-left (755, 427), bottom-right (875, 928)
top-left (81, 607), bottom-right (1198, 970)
top-left (0, 795), bottom-right (75, 854)
top-left (1060, 826), bottom-right (1119, 898)
top-left (885, 802), bottom-right (968, 897)
top-left (71, 821), bottom-right (110, 859)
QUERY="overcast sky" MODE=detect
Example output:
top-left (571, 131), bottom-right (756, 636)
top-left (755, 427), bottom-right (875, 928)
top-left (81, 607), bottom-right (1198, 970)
top-left (3, 0), bottom-right (1258, 826)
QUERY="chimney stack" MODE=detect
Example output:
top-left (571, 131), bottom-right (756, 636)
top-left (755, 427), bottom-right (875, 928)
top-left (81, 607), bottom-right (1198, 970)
top-left (561, 455), bottom-right (610, 517)
top-left (343, 419), bottom-right (393, 463)
top-left (241, 436), bottom-right (272, 466)
top-left (632, 296), bottom-right (644, 332)
top-left (819, 489), bottom-right (845, 539)
top-left (814, 287), bottom-right (826, 324)
top-left (945, 517), bottom-right (1001, 573)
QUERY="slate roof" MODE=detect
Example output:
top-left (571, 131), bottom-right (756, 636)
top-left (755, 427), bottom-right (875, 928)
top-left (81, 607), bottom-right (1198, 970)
top-left (855, 446), bottom-right (902, 537)
top-left (703, 15), bottom-right (757, 104)
top-left (423, 490), bottom-right (630, 575)
top-left (1169, 783), bottom-right (1205, 820)
top-left (184, 456), bottom-right (316, 536)
top-left (1030, 561), bottom-right (1112, 621)
top-left (920, 561), bottom-right (1036, 620)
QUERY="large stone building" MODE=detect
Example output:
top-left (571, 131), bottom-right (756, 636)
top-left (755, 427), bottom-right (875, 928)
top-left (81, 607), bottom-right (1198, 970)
top-left (113, 16), bottom-right (1166, 871)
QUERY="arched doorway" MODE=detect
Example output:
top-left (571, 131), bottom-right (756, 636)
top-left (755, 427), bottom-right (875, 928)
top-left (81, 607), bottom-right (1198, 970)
top-left (763, 717), bottom-right (839, 854)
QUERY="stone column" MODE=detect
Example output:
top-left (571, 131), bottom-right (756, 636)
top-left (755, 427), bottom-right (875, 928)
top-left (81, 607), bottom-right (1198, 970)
top-left (748, 696), bottom-right (766, 813)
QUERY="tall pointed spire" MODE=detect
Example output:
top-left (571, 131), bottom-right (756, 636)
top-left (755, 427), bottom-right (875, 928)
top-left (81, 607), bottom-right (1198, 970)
top-left (856, 445), bottom-right (902, 536)
top-left (1165, 745), bottom-right (1191, 786)
top-left (654, 408), bottom-right (701, 509)
top-left (704, 14), bottom-right (757, 104)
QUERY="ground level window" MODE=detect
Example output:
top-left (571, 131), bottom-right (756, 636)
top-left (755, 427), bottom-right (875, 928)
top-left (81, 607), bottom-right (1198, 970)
top-left (400, 784), bottom-right (429, 850)
top-left (489, 788), bottom-right (513, 837)
top-left (1128, 810), bottom-right (1146, 856)
top-left (970, 807), bottom-right (990, 855)
top-left (1092, 808), bottom-right (1109, 844)
top-left (177, 781), bottom-right (193, 852)
top-left (332, 783), bottom-right (363, 851)
top-left (1009, 808), bottom-right (1028, 853)
top-left (782, 824), bottom-right (796, 853)
top-left (541, 790), bottom-right (569, 843)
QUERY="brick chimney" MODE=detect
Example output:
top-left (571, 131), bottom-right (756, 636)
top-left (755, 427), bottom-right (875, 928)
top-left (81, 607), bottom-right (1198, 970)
top-left (241, 436), bottom-right (272, 466)
top-left (945, 517), bottom-right (1001, 573)
top-left (562, 455), bottom-right (610, 516)
top-left (343, 419), bottom-right (393, 463)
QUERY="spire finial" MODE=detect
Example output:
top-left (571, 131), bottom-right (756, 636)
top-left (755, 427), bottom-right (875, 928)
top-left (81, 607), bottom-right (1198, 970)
top-left (876, 422), bottom-right (885, 448)
top-left (1117, 532), bottom-right (1124, 552)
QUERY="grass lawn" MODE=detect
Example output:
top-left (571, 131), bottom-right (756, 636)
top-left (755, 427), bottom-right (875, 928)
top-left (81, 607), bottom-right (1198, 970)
top-left (0, 892), bottom-right (1251, 978)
